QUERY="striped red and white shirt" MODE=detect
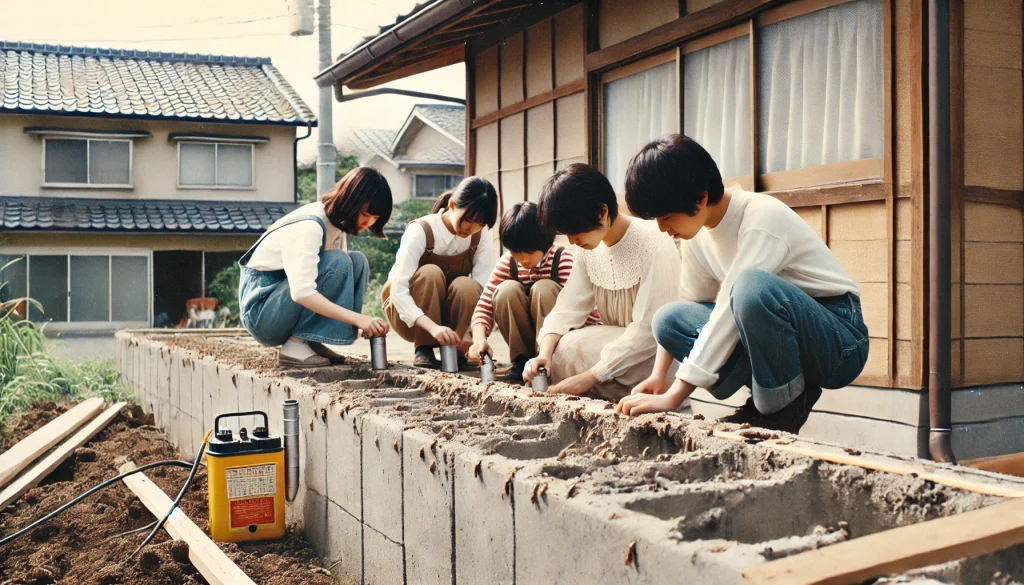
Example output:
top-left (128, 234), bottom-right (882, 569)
top-left (471, 245), bottom-right (602, 335)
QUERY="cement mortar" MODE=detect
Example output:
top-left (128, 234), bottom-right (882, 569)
top-left (124, 333), bottom-right (1024, 585)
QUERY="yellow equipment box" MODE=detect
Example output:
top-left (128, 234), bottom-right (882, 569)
top-left (206, 411), bottom-right (286, 543)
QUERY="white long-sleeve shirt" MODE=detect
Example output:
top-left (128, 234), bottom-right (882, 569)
top-left (245, 202), bottom-right (343, 302)
top-left (386, 211), bottom-right (495, 327)
top-left (538, 218), bottom-right (681, 382)
top-left (675, 185), bottom-right (860, 388)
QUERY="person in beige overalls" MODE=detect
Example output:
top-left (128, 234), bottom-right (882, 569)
top-left (383, 177), bottom-right (498, 369)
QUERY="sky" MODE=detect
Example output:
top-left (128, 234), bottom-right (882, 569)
top-left (0, 0), bottom-right (466, 162)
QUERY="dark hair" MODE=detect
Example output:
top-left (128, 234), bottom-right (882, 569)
top-left (624, 134), bottom-right (724, 219)
top-left (538, 163), bottom-right (617, 235)
top-left (431, 176), bottom-right (499, 228)
top-left (322, 167), bottom-right (393, 237)
top-left (499, 202), bottom-right (555, 253)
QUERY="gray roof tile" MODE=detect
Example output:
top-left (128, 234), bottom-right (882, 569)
top-left (414, 104), bottom-right (464, 143)
top-left (0, 41), bottom-right (315, 126)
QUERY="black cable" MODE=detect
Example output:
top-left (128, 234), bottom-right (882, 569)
top-left (131, 439), bottom-right (207, 558)
top-left (0, 460), bottom-right (193, 548)
top-left (108, 521), bottom-right (157, 541)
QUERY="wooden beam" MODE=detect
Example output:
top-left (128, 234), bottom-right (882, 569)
top-left (0, 397), bottom-right (104, 489)
top-left (0, 403), bottom-right (124, 510)
top-left (585, 0), bottom-right (785, 73)
top-left (742, 498), bottom-right (1024, 585)
top-left (910, 0), bottom-right (927, 389)
top-left (963, 452), bottom-right (1024, 478)
top-left (120, 464), bottom-right (258, 585)
top-left (964, 186), bottom-right (1024, 208)
top-left (760, 158), bottom-right (884, 192)
top-left (714, 429), bottom-right (1024, 498)
top-left (765, 180), bottom-right (888, 208)
top-left (884, 0), bottom-right (896, 386)
top-left (471, 79), bottom-right (585, 129)
top-left (347, 46), bottom-right (466, 90)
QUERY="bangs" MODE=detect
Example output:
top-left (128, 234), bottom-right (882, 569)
top-left (458, 194), bottom-right (498, 228)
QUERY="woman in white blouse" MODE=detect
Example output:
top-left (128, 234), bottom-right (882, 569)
top-left (523, 164), bottom-right (681, 401)
top-left (383, 177), bottom-right (498, 370)
top-left (239, 167), bottom-right (392, 368)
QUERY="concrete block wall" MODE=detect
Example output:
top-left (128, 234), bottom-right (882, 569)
top-left (115, 332), bottom-right (1024, 585)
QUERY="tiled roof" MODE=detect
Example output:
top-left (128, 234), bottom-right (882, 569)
top-left (339, 1), bottom-right (440, 60)
top-left (0, 196), bottom-right (296, 233)
top-left (342, 128), bottom-right (399, 162)
top-left (394, 144), bottom-right (464, 167)
top-left (413, 104), bottom-right (464, 144)
top-left (0, 41), bottom-right (316, 126)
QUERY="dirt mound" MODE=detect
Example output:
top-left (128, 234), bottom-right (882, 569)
top-left (0, 403), bottom-right (345, 585)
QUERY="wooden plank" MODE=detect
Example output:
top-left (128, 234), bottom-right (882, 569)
top-left (466, 45), bottom-right (477, 176)
top-left (750, 18), bottom-right (760, 192)
top-left (963, 338), bottom-right (1024, 385)
top-left (680, 21), bottom-right (748, 54)
top-left (742, 498), bottom-right (1024, 585)
top-left (964, 242), bottom-right (1024, 284)
top-left (347, 46), bottom-right (465, 90)
top-left (471, 79), bottom-right (585, 129)
top-left (0, 397), bottom-right (104, 489)
top-left (760, 158), bottom-right (884, 192)
top-left (965, 201), bottom-right (1024, 241)
top-left (585, 0), bottom-right (784, 73)
top-left (909, 0), bottom-right (926, 389)
top-left (554, 3), bottom-right (585, 85)
top-left (713, 429), bottom-right (1024, 498)
top-left (474, 45), bottom-right (500, 118)
top-left (951, 0), bottom-right (966, 385)
top-left (964, 186), bottom-right (1024, 208)
top-left (756, 0), bottom-right (857, 27)
top-left (963, 451), bottom-right (1024, 478)
top-left (886, 0), bottom-right (897, 386)
top-left (526, 18), bottom-right (554, 98)
top-left (828, 200), bottom-right (888, 241)
top-left (0, 403), bottom-right (124, 511)
top-left (598, 0), bottom-right (679, 48)
top-left (598, 50), bottom-right (676, 84)
top-left (120, 465), bottom-right (258, 585)
top-left (763, 180), bottom-right (887, 208)
top-left (500, 32), bottom-right (525, 108)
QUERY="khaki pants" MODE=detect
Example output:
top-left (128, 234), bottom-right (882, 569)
top-left (385, 264), bottom-right (483, 348)
top-left (492, 279), bottom-right (561, 361)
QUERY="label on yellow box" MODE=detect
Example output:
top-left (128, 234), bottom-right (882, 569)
top-left (226, 464), bottom-right (277, 499)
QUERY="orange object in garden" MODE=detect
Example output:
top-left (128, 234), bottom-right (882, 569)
top-left (206, 411), bottom-right (286, 543)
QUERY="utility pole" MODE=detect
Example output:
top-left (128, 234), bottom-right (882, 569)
top-left (316, 0), bottom-right (336, 203)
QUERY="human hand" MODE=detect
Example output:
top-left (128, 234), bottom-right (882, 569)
top-left (631, 375), bottom-right (669, 396)
top-left (358, 316), bottom-right (389, 338)
top-left (430, 325), bottom-right (461, 346)
top-left (468, 339), bottom-right (490, 364)
top-left (549, 371), bottom-right (597, 396)
top-left (522, 355), bottom-right (550, 386)
top-left (616, 387), bottom-right (687, 416)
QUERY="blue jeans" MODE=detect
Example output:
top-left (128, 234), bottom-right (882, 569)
top-left (239, 250), bottom-right (369, 347)
top-left (653, 269), bottom-right (869, 414)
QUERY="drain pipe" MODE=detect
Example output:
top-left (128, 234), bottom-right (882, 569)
top-left (293, 123), bottom-right (313, 203)
top-left (927, 0), bottom-right (956, 463)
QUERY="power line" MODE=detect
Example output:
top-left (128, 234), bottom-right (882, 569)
top-left (17, 23), bottom-right (375, 46)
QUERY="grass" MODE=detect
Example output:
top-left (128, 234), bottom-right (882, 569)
top-left (0, 259), bottom-right (130, 434)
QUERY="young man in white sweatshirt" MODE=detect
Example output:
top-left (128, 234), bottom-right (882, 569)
top-left (615, 135), bottom-right (868, 433)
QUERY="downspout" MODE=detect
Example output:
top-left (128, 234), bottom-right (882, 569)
top-left (294, 123), bottom-right (314, 203)
top-left (927, 0), bottom-right (956, 463)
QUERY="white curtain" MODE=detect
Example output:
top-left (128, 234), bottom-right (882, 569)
top-left (758, 0), bottom-right (884, 174)
top-left (89, 140), bottom-right (130, 185)
top-left (684, 35), bottom-right (751, 181)
top-left (217, 144), bottom-right (254, 187)
top-left (603, 61), bottom-right (678, 195)
top-left (179, 143), bottom-right (216, 186)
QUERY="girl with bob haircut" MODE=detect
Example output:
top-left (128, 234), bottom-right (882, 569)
top-left (239, 166), bottom-right (393, 368)
top-left (383, 176), bottom-right (498, 370)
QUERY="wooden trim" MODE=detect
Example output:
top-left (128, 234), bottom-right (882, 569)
top-left (465, 45), bottom-right (477, 177)
top-left (749, 18), bottom-right (760, 191)
top-left (964, 186), bottom-right (1024, 208)
top-left (910, 0), bottom-right (927, 389)
top-left (680, 22), bottom-right (749, 54)
top-left (950, 0), bottom-right (965, 385)
top-left (885, 0), bottom-right (896, 386)
top-left (764, 180), bottom-right (887, 207)
top-left (743, 498), bottom-right (1024, 585)
top-left (0, 398), bottom-right (104, 489)
top-left (821, 204), bottom-right (829, 243)
top-left (121, 465), bottom-right (259, 585)
top-left (963, 452), bottom-right (1024, 478)
top-left (760, 158), bottom-right (884, 192)
top-left (756, 0), bottom-right (858, 27)
top-left (471, 79), bottom-right (584, 129)
top-left (585, 0), bottom-right (783, 73)
top-left (347, 46), bottom-right (464, 90)
top-left (585, 0), bottom-right (600, 167)
top-left (599, 50), bottom-right (677, 84)
top-left (676, 45), bottom-right (684, 133)
top-left (521, 24), bottom-right (529, 203)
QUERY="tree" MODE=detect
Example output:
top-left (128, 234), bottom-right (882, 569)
top-left (296, 153), bottom-right (360, 202)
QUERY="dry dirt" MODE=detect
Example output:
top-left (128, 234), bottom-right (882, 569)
top-left (0, 402), bottom-right (350, 585)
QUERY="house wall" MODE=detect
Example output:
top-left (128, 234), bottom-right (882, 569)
top-left (0, 114), bottom-right (297, 202)
top-left (360, 154), bottom-right (413, 204)
top-left (403, 124), bottom-right (461, 160)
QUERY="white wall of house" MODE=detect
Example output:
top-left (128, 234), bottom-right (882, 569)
top-left (0, 114), bottom-right (298, 202)
top-left (403, 124), bottom-right (459, 159)
top-left (359, 153), bottom-right (413, 204)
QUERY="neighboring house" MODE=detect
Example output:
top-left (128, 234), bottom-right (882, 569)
top-left (0, 41), bottom-right (315, 332)
top-left (316, 0), bottom-right (1024, 462)
top-left (342, 104), bottom-right (465, 203)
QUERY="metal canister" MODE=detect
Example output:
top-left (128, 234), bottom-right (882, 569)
top-left (370, 336), bottom-right (388, 371)
top-left (480, 353), bottom-right (495, 383)
top-left (532, 366), bottom-right (549, 393)
top-left (440, 345), bottom-right (459, 373)
top-left (282, 400), bottom-right (300, 502)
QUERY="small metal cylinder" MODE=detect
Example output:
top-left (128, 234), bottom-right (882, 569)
top-left (480, 353), bottom-right (495, 383)
top-left (282, 399), bottom-right (300, 502)
top-left (440, 345), bottom-right (458, 373)
top-left (532, 366), bottom-right (549, 393)
top-left (370, 336), bottom-right (388, 371)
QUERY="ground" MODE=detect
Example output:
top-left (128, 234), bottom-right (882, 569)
top-left (0, 403), bottom-right (353, 585)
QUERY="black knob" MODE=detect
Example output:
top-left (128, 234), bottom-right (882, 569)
top-left (253, 426), bottom-right (269, 438)
top-left (239, 427), bottom-right (249, 441)
top-left (215, 429), bottom-right (233, 442)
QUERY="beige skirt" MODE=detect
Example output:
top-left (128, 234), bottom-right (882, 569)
top-left (550, 325), bottom-right (659, 402)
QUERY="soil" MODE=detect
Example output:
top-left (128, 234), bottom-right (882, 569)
top-left (153, 335), bottom-right (282, 374)
top-left (0, 402), bottom-right (350, 585)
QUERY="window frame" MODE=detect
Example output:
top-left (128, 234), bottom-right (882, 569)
top-left (41, 137), bottom-right (134, 189)
top-left (176, 141), bottom-right (256, 190)
top-left (413, 173), bottom-right (464, 199)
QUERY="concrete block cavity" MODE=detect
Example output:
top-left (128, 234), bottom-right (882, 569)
top-left (403, 429), bottom-right (456, 585)
top-left (327, 500), bottom-right (363, 584)
top-left (362, 413), bottom-right (405, 543)
top-left (364, 525), bottom-right (404, 585)
top-left (491, 420), bottom-right (577, 461)
top-left (454, 452), bottom-right (516, 585)
top-left (327, 404), bottom-right (364, 518)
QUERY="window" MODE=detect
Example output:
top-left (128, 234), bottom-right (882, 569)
top-left (758, 0), bottom-right (884, 175)
top-left (415, 175), bottom-right (463, 199)
top-left (44, 138), bottom-right (131, 186)
top-left (602, 57), bottom-right (678, 195)
top-left (178, 142), bottom-right (254, 188)
top-left (6, 254), bottom-right (150, 324)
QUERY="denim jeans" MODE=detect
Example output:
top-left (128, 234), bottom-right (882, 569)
top-left (653, 268), bottom-right (869, 414)
top-left (240, 249), bottom-right (370, 347)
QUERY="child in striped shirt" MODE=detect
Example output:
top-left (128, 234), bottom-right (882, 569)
top-left (468, 202), bottom-right (600, 383)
